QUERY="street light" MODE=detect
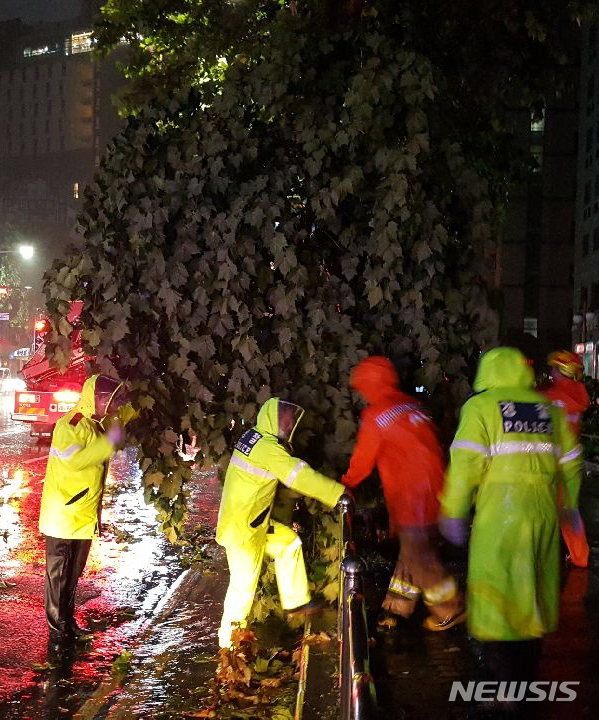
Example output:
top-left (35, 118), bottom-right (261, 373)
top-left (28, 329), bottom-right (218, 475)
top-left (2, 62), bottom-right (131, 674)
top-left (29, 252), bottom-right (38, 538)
top-left (0, 244), bottom-right (35, 259)
top-left (18, 245), bottom-right (34, 260)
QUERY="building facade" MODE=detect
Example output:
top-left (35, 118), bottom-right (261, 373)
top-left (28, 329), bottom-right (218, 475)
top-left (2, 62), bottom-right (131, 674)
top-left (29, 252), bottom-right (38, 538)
top-left (572, 17), bottom-right (599, 376)
top-left (0, 12), bottom-right (123, 292)
top-left (500, 70), bottom-right (579, 368)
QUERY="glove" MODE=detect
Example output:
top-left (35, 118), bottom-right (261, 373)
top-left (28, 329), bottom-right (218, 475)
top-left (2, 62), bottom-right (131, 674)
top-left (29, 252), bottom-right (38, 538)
top-left (106, 421), bottom-right (125, 448)
top-left (560, 508), bottom-right (583, 534)
top-left (438, 516), bottom-right (469, 547)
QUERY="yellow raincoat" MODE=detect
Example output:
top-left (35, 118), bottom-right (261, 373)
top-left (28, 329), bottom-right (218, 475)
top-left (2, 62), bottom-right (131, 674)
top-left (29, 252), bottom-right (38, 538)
top-left (39, 375), bottom-right (123, 540)
top-left (441, 347), bottom-right (581, 641)
top-left (216, 397), bottom-right (344, 647)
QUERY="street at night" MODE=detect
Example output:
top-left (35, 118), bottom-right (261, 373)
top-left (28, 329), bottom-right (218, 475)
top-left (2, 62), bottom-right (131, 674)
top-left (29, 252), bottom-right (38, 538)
top-left (3, 2), bottom-right (599, 719)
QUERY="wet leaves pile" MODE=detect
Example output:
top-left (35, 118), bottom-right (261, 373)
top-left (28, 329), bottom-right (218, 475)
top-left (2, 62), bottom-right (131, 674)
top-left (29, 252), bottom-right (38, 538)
top-left (187, 629), bottom-right (297, 719)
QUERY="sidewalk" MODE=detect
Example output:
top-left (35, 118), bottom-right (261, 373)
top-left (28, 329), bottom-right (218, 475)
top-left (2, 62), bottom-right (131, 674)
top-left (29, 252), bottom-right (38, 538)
top-left (363, 469), bottom-right (599, 720)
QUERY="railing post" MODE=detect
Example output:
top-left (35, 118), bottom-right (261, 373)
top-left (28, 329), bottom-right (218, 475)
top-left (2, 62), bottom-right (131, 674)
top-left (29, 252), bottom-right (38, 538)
top-left (337, 495), bottom-right (377, 720)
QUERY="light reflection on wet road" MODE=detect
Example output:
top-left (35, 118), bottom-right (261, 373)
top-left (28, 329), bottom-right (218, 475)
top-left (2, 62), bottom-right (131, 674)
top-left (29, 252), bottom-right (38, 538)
top-left (0, 394), bottom-right (221, 718)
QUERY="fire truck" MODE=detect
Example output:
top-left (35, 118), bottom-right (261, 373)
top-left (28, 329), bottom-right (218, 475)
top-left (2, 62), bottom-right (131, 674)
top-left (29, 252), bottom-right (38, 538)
top-left (12, 301), bottom-right (88, 438)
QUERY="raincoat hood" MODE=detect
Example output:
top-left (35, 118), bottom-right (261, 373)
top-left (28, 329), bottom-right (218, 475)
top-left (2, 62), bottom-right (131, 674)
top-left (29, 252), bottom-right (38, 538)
top-left (473, 347), bottom-right (534, 393)
top-left (255, 397), bottom-right (304, 443)
top-left (77, 374), bottom-right (123, 422)
top-left (351, 356), bottom-right (400, 404)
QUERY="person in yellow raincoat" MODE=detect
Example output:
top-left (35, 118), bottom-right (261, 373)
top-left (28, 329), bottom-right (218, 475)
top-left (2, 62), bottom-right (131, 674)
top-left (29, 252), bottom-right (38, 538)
top-left (439, 347), bottom-right (581, 684)
top-left (39, 375), bottom-right (128, 647)
top-left (216, 397), bottom-right (345, 648)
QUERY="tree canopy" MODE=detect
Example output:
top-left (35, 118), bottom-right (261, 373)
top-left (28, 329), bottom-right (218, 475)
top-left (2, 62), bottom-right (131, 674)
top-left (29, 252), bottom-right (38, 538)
top-left (44, 0), bottom-right (593, 539)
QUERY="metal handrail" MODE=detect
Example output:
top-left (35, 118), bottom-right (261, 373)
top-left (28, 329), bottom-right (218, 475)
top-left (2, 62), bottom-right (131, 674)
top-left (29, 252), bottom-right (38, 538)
top-left (338, 495), bottom-right (377, 720)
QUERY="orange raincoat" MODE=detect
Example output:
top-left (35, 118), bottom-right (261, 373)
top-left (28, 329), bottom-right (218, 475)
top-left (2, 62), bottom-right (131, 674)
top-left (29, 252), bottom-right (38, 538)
top-left (541, 375), bottom-right (590, 567)
top-left (342, 358), bottom-right (445, 532)
top-left (343, 357), bottom-right (463, 628)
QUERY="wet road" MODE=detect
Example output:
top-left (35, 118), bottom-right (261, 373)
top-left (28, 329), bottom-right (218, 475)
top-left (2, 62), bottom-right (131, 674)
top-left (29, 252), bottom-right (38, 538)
top-left (0, 394), bottom-right (221, 719)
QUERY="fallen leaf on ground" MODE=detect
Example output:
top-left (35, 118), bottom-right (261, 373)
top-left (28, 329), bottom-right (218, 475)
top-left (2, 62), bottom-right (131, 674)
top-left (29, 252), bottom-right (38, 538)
top-left (259, 677), bottom-right (283, 688)
top-left (303, 631), bottom-right (332, 645)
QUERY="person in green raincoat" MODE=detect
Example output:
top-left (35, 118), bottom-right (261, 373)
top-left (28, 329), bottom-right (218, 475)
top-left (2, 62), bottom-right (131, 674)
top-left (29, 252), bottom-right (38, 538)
top-left (39, 375), bottom-right (128, 647)
top-left (216, 397), bottom-right (345, 648)
top-left (439, 347), bottom-right (581, 682)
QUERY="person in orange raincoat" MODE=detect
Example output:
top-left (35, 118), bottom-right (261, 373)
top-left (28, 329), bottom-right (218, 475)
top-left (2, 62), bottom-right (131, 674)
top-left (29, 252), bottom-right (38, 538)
top-left (540, 350), bottom-right (590, 567)
top-left (342, 356), bottom-right (465, 631)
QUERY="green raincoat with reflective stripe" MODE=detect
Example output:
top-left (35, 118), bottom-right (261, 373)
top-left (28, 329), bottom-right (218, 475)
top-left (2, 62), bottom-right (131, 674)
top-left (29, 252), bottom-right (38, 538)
top-left (39, 375), bottom-right (121, 540)
top-left (216, 398), bottom-right (344, 548)
top-left (441, 347), bottom-right (581, 641)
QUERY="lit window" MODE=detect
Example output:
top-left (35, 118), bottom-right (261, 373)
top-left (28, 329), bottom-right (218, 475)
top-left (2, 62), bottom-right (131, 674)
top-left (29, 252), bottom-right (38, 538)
top-left (530, 110), bottom-right (545, 133)
top-left (73, 182), bottom-right (79, 199)
top-left (70, 32), bottom-right (93, 54)
top-left (523, 318), bottom-right (538, 338)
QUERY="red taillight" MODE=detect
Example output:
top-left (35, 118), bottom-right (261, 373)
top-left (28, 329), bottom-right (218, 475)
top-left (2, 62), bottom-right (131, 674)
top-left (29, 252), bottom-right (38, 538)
top-left (35, 319), bottom-right (50, 334)
top-left (53, 390), bottom-right (80, 403)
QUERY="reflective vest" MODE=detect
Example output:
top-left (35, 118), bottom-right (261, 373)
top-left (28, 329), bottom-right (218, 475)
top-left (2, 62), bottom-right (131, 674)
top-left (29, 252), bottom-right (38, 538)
top-left (216, 397), bottom-right (344, 548)
top-left (39, 375), bottom-right (119, 539)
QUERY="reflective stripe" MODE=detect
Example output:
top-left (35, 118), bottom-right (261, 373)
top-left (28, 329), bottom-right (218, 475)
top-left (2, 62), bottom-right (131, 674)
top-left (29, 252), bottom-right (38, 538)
top-left (450, 440), bottom-right (490, 456)
top-left (376, 403), bottom-right (424, 428)
top-left (230, 455), bottom-right (276, 479)
top-left (423, 577), bottom-right (457, 606)
top-left (559, 445), bottom-right (582, 465)
top-left (452, 440), bottom-right (561, 458)
top-left (283, 460), bottom-right (306, 489)
top-left (489, 441), bottom-right (558, 457)
top-left (388, 577), bottom-right (421, 600)
top-left (49, 444), bottom-right (82, 460)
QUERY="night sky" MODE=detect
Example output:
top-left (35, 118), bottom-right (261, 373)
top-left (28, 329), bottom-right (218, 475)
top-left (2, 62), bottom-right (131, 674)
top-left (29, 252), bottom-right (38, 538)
top-left (0, 0), bottom-right (83, 22)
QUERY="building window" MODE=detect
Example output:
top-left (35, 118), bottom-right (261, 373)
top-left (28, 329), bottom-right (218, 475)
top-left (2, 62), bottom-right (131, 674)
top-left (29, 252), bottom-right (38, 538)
top-left (523, 317), bottom-right (538, 338)
top-left (531, 145), bottom-right (543, 172)
top-left (531, 110), bottom-right (545, 133)
top-left (583, 233), bottom-right (590, 256)
top-left (70, 32), bottom-right (93, 54)
top-left (73, 182), bottom-right (79, 199)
